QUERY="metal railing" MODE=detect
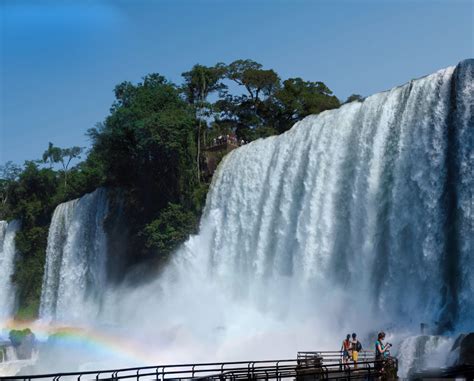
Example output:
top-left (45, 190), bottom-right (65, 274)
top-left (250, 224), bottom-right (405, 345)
top-left (0, 351), bottom-right (397, 381)
top-left (297, 350), bottom-right (376, 364)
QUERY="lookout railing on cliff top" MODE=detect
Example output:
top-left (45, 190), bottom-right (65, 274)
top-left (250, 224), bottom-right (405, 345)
top-left (0, 351), bottom-right (397, 381)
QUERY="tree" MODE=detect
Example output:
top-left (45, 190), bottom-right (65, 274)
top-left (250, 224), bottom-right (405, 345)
top-left (226, 59), bottom-right (280, 104)
top-left (87, 73), bottom-right (201, 259)
top-left (142, 203), bottom-right (197, 259)
top-left (42, 142), bottom-right (83, 188)
top-left (88, 74), bottom-right (198, 245)
top-left (226, 59), bottom-right (280, 121)
top-left (0, 161), bottom-right (21, 214)
top-left (42, 142), bottom-right (62, 168)
top-left (344, 94), bottom-right (365, 103)
top-left (214, 61), bottom-right (339, 137)
top-left (273, 78), bottom-right (340, 133)
top-left (213, 60), bottom-right (281, 140)
top-left (182, 64), bottom-right (226, 181)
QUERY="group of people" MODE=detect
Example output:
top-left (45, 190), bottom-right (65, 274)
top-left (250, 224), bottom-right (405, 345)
top-left (211, 134), bottom-right (248, 147)
top-left (340, 331), bottom-right (392, 370)
top-left (341, 333), bottom-right (362, 367)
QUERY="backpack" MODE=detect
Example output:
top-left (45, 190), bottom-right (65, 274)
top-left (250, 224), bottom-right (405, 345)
top-left (356, 341), bottom-right (362, 351)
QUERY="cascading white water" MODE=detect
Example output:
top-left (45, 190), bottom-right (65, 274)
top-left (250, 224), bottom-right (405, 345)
top-left (5, 346), bottom-right (17, 362)
top-left (397, 335), bottom-right (454, 377)
top-left (39, 188), bottom-right (109, 322)
top-left (175, 60), bottom-right (472, 332)
top-left (0, 220), bottom-right (20, 319)
top-left (453, 62), bottom-right (474, 331)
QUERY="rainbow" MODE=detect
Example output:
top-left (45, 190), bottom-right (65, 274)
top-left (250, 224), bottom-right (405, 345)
top-left (0, 319), bottom-right (159, 367)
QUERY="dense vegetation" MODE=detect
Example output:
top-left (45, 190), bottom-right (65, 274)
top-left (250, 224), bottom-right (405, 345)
top-left (0, 59), bottom-right (348, 319)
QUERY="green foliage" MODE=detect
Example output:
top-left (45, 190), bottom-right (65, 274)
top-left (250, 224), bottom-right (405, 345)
top-left (273, 78), bottom-right (340, 133)
top-left (182, 64), bottom-right (226, 106)
top-left (13, 227), bottom-right (48, 315)
top-left (58, 153), bottom-right (106, 201)
top-left (42, 142), bottom-right (83, 189)
top-left (9, 328), bottom-right (33, 346)
top-left (42, 142), bottom-right (62, 166)
top-left (190, 182), bottom-right (210, 213)
top-left (88, 74), bottom-right (195, 197)
top-left (142, 203), bottom-right (198, 258)
top-left (344, 93), bottom-right (365, 103)
top-left (214, 59), bottom-right (340, 139)
top-left (0, 161), bottom-right (22, 219)
top-left (88, 74), bottom-right (199, 258)
top-left (227, 59), bottom-right (280, 100)
top-left (182, 64), bottom-right (227, 182)
top-left (214, 59), bottom-right (279, 139)
top-left (6, 162), bottom-right (60, 224)
top-left (15, 303), bottom-right (41, 321)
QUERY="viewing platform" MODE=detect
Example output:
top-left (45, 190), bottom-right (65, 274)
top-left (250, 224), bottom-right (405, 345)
top-left (0, 351), bottom-right (398, 380)
top-left (203, 136), bottom-right (246, 177)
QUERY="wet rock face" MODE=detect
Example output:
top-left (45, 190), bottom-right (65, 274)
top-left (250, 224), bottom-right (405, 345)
top-left (9, 329), bottom-right (36, 360)
top-left (15, 333), bottom-right (35, 360)
top-left (451, 333), bottom-right (474, 366)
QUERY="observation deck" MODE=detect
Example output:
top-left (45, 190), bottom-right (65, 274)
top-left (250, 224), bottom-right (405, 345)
top-left (203, 136), bottom-right (244, 177)
top-left (0, 351), bottom-right (398, 381)
top-left (203, 142), bottom-right (239, 177)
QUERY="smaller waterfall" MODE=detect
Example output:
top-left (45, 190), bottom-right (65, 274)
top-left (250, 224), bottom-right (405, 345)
top-left (0, 220), bottom-right (20, 319)
top-left (39, 189), bottom-right (109, 322)
top-left (397, 335), bottom-right (454, 377)
top-left (5, 346), bottom-right (18, 362)
top-left (0, 344), bottom-right (38, 377)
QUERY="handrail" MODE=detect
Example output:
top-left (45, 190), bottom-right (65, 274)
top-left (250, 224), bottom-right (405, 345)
top-left (0, 352), bottom-right (396, 380)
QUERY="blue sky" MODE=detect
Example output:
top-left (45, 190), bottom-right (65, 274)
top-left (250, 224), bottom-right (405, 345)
top-left (1, 0), bottom-right (473, 165)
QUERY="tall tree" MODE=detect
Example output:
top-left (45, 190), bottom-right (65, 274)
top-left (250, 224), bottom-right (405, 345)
top-left (214, 60), bottom-right (281, 140)
top-left (226, 59), bottom-right (279, 114)
top-left (273, 78), bottom-right (340, 132)
top-left (226, 59), bottom-right (279, 103)
top-left (42, 142), bottom-right (83, 188)
top-left (182, 64), bottom-right (226, 181)
top-left (0, 161), bottom-right (21, 215)
top-left (88, 73), bottom-right (196, 217)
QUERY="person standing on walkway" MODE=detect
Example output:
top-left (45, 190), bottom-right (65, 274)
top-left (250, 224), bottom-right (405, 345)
top-left (351, 333), bottom-right (361, 369)
top-left (375, 331), bottom-right (391, 373)
top-left (341, 334), bottom-right (352, 365)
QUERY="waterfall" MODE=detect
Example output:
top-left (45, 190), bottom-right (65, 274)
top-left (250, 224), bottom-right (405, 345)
top-left (199, 60), bottom-right (470, 327)
top-left (5, 346), bottom-right (18, 362)
top-left (452, 61), bottom-right (474, 331)
top-left (39, 188), bottom-right (109, 322)
top-left (397, 335), bottom-right (454, 376)
top-left (0, 220), bottom-right (20, 319)
top-left (149, 60), bottom-right (473, 350)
